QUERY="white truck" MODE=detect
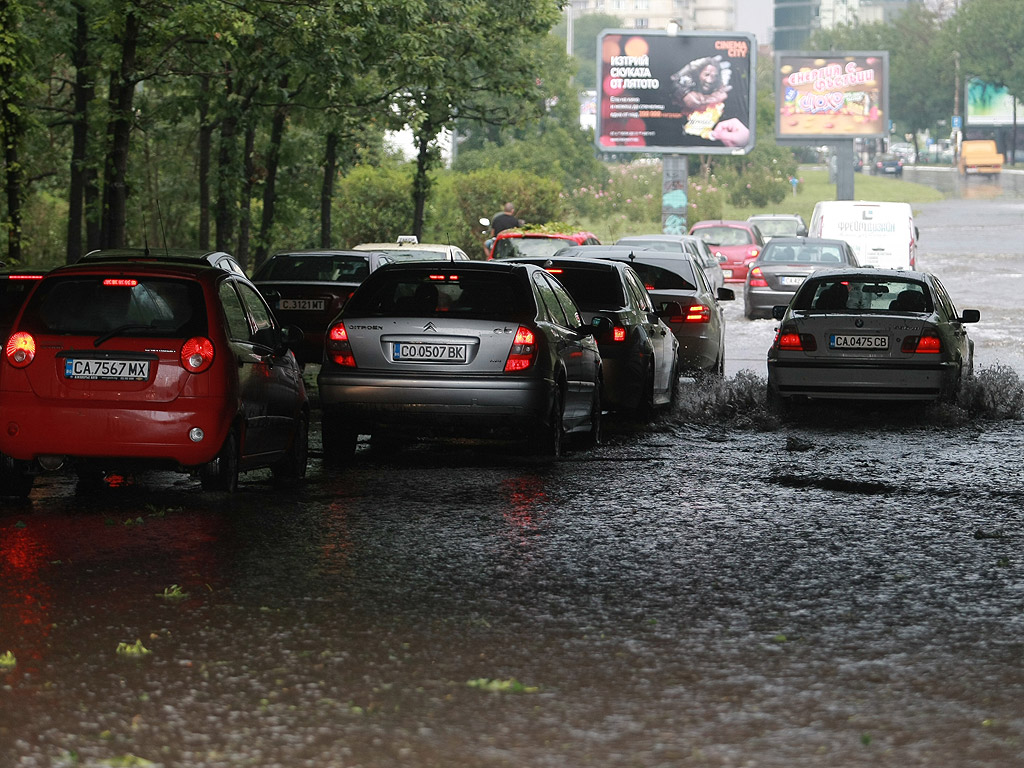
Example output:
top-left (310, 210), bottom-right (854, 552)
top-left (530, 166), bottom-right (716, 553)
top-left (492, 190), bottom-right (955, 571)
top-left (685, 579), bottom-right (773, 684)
top-left (808, 200), bottom-right (918, 271)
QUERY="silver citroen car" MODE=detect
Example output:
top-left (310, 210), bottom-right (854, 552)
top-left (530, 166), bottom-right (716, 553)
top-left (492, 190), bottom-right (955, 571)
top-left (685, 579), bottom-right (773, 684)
top-left (767, 268), bottom-right (980, 411)
top-left (317, 261), bottom-right (608, 462)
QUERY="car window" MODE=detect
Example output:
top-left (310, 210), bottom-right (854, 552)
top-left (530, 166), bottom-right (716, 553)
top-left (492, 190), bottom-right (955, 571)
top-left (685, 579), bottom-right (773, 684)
top-left (795, 277), bottom-right (932, 312)
top-left (544, 266), bottom-right (625, 311)
top-left (694, 226), bottom-right (752, 246)
top-left (347, 271), bottom-right (531, 320)
top-left (495, 238), bottom-right (571, 260)
top-left (256, 255), bottom-right (370, 282)
top-left (623, 269), bottom-right (654, 312)
top-left (219, 281), bottom-right (253, 340)
top-left (548, 276), bottom-right (584, 327)
top-left (628, 262), bottom-right (697, 292)
top-left (930, 277), bottom-right (958, 319)
top-left (20, 275), bottom-right (207, 337)
top-left (533, 272), bottom-right (570, 327)
top-left (236, 281), bottom-right (275, 333)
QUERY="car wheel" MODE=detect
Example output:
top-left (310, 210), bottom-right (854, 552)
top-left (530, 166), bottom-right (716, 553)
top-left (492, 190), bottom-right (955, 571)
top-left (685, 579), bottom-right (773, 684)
top-left (535, 385), bottom-right (564, 458)
top-left (637, 360), bottom-right (656, 419)
top-left (200, 428), bottom-right (240, 493)
top-left (321, 411), bottom-right (357, 467)
top-left (271, 412), bottom-right (309, 484)
top-left (0, 454), bottom-right (34, 499)
top-left (580, 382), bottom-right (602, 448)
top-left (766, 382), bottom-right (791, 417)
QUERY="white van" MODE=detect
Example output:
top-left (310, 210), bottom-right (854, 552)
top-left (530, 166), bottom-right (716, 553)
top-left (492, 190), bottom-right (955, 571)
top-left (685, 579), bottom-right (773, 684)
top-left (808, 200), bottom-right (918, 270)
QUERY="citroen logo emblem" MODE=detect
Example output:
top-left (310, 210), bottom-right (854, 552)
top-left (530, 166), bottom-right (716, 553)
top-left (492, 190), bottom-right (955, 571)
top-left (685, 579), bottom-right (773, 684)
top-left (423, 321), bottom-right (438, 332)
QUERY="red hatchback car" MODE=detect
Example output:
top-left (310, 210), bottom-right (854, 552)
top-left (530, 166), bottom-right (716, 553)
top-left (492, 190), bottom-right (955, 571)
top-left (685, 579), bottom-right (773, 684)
top-left (688, 219), bottom-right (765, 283)
top-left (0, 250), bottom-right (309, 496)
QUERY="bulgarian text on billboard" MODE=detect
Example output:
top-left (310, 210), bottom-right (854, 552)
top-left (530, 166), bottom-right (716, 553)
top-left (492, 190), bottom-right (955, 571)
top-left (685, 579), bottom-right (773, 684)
top-left (775, 52), bottom-right (888, 140)
top-left (596, 30), bottom-right (756, 155)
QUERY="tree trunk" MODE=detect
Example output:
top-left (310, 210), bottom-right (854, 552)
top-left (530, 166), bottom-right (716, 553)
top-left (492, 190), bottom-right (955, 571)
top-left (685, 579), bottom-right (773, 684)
top-left (412, 130), bottom-right (433, 239)
top-left (66, 0), bottom-right (92, 264)
top-left (100, 9), bottom-right (139, 249)
top-left (0, 0), bottom-right (24, 263)
top-left (215, 70), bottom-right (238, 254)
top-left (198, 75), bottom-right (212, 249)
top-left (320, 131), bottom-right (338, 249)
top-left (253, 74), bottom-right (290, 270)
top-left (236, 122), bottom-right (255, 272)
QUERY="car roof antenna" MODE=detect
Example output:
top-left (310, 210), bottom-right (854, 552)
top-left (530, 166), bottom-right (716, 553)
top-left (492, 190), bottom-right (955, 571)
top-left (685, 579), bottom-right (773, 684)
top-left (142, 211), bottom-right (152, 257)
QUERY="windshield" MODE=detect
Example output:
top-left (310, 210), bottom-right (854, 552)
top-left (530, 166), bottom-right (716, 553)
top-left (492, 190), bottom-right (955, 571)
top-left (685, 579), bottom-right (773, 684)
top-left (693, 227), bottom-right (752, 246)
top-left (763, 244), bottom-right (847, 265)
top-left (544, 267), bottom-right (625, 310)
top-left (346, 271), bottom-right (532, 319)
top-left (254, 254), bottom-right (370, 282)
top-left (20, 276), bottom-right (208, 336)
top-left (493, 237), bottom-right (573, 260)
top-left (794, 277), bottom-right (931, 313)
top-left (754, 220), bottom-right (801, 237)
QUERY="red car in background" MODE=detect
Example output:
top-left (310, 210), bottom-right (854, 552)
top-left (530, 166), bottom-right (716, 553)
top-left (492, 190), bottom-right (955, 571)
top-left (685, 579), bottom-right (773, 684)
top-left (688, 219), bottom-right (765, 283)
top-left (488, 229), bottom-right (601, 260)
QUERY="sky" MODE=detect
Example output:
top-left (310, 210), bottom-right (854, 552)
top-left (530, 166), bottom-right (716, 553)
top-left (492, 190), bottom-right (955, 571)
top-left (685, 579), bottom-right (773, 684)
top-left (734, 0), bottom-right (773, 46)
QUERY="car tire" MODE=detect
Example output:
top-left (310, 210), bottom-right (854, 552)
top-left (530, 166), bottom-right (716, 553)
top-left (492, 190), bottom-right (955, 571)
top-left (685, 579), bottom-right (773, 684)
top-left (580, 382), bottom-right (602, 449)
top-left (535, 385), bottom-right (564, 458)
top-left (200, 428), bottom-right (240, 492)
top-left (637, 360), bottom-right (656, 420)
top-left (710, 344), bottom-right (725, 377)
top-left (0, 455), bottom-right (34, 499)
top-left (321, 411), bottom-right (357, 467)
top-left (271, 412), bottom-right (309, 484)
top-left (766, 382), bottom-right (791, 417)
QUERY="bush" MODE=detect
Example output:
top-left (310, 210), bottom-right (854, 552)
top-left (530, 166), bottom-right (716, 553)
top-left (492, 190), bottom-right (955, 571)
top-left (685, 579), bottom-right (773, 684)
top-left (334, 164), bottom-right (416, 248)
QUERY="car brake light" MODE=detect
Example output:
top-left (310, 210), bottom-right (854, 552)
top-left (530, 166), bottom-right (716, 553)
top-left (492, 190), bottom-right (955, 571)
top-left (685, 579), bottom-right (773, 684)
top-left (776, 327), bottom-right (817, 351)
top-left (5, 332), bottom-right (35, 367)
top-left (180, 337), bottom-right (215, 372)
top-left (504, 325), bottom-right (536, 372)
top-left (612, 326), bottom-right (627, 342)
top-left (103, 278), bottom-right (138, 287)
top-left (683, 304), bottom-right (711, 323)
top-left (902, 331), bottom-right (941, 354)
top-left (326, 321), bottom-right (356, 367)
top-left (747, 247), bottom-right (760, 260)
top-left (748, 267), bottom-right (768, 288)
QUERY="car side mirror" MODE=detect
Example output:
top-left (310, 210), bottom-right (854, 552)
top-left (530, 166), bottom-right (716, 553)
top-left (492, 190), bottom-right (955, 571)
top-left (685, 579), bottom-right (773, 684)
top-left (772, 305), bottom-right (788, 320)
top-left (960, 309), bottom-right (980, 323)
top-left (718, 287), bottom-right (736, 302)
top-left (797, 227), bottom-right (808, 237)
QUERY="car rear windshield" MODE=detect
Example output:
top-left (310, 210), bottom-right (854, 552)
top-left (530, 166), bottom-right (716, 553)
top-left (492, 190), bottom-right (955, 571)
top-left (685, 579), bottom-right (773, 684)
top-left (763, 244), bottom-right (847, 265)
top-left (346, 271), bottom-right (533, 319)
top-left (544, 267), bottom-right (626, 310)
top-left (794, 277), bottom-right (931, 313)
top-left (693, 226), bottom-right (753, 246)
top-left (18, 275), bottom-right (208, 336)
top-left (493, 237), bottom-right (570, 260)
top-left (254, 254), bottom-right (370, 282)
top-left (627, 261), bottom-right (697, 291)
top-left (617, 239), bottom-right (685, 253)
top-left (753, 220), bottom-right (800, 237)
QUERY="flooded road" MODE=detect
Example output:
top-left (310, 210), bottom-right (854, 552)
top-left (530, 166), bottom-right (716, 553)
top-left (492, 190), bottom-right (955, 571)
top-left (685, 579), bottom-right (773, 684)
top-left (2, 174), bottom-right (1024, 768)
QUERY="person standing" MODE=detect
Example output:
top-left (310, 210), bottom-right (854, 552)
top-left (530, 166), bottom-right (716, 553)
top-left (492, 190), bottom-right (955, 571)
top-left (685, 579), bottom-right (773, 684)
top-left (491, 203), bottom-right (521, 236)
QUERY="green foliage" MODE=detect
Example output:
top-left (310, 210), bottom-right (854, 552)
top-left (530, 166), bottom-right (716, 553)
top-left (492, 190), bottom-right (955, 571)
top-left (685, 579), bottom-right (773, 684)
top-left (334, 164), bottom-right (416, 247)
top-left (718, 143), bottom-right (797, 208)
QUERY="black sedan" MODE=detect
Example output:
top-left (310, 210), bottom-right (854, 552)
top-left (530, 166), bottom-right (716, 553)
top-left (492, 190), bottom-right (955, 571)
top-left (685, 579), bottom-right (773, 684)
top-left (507, 256), bottom-right (680, 414)
top-left (317, 261), bottom-right (608, 461)
top-left (744, 237), bottom-right (860, 319)
top-left (252, 250), bottom-right (393, 366)
top-left (767, 268), bottom-right (980, 411)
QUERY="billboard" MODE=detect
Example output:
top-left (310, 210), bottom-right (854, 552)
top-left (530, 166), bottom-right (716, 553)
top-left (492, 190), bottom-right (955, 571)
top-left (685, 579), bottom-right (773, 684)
top-left (775, 52), bottom-right (888, 140)
top-left (595, 30), bottom-right (756, 155)
top-left (966, 78), bottom-right (1023, 126)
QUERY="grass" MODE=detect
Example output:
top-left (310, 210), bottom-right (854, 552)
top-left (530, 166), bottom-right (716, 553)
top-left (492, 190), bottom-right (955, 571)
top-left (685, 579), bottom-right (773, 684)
top-left (578, 167), bottom-right (946, 244)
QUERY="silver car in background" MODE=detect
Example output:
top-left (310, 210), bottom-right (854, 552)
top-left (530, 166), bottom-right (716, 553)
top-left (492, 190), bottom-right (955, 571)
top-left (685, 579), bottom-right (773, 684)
top-left (744, 237), bottom-right (860, 320)
top-left (767, 269), bottom-right (980, 411)
top-left (614, 234), bottom-right (726, 292)
top-left (317, 261), bottom-right (608, 461)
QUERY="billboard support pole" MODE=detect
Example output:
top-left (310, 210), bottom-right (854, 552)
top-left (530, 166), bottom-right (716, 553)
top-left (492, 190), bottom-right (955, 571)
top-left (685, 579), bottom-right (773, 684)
top-left (835, 140), bottom-right (855, 200)
top-left (661, 155), bottom-right (689, 234)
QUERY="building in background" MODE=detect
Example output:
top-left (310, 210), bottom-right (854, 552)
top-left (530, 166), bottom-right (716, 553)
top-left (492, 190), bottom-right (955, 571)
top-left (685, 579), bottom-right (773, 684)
top-left (567, 0), bottom-right (735, 33)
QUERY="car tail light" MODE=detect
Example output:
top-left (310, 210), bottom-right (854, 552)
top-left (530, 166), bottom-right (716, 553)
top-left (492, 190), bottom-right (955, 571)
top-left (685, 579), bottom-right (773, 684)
top-left (504, 326), bottom-right (536, 372)
top-left (180, 337), bottom-right (215, 373)
top-left (775, 326), bottom-right (817, 351)
top-left (748, 267), bottom-right (768, 287)
top-left (746, 247), bottom-right (760, 260)
top-left (611, 326), bottom-right (627, 342)
top-left (682, 304), bottom-right (710, 323)
top-left (902, 331), bottom-right (941, 354)
top-left (5, 332), bottom-right (36, 368)
top-left (326, 322), bottom-right (356, 367)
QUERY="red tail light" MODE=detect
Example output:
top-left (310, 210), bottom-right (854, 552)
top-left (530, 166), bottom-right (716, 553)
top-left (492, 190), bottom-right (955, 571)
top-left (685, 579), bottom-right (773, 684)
top-left (611, 326), bottom-right (627, 342)
top-left (180, 337), bottom-right (215, 373)
top-left (748, 267), bottom-right (768, 288)
top-left (683, 304), bottom-right (711, 323)
top-left (5, 332), bottom-right (36, 368)
top-left (747, 247), bottom-right (760, 260)
top-left (901, 331), bottom-right (941, 354)
top-left (327, 322), bottom-right (356, 367)
top-left (504, 326), bottom-right (537, 372)
top-left (775, 326), bottom-right (817, 351)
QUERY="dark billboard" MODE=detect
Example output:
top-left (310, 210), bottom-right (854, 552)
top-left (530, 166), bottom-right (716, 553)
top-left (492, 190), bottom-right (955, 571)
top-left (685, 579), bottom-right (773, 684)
top-left (775, 52), bottom-right (889, 140)
top-left (595, 30), bottom-right (756, 155)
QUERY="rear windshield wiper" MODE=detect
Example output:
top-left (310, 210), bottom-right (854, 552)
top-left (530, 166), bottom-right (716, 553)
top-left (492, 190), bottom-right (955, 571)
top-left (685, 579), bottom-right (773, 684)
top-left (94, 324), bottom-right (154, 348)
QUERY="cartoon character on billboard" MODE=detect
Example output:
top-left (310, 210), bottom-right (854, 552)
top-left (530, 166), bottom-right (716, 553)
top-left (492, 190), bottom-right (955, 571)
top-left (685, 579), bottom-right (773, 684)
top-left (670, 55), bottom-right (749, 147)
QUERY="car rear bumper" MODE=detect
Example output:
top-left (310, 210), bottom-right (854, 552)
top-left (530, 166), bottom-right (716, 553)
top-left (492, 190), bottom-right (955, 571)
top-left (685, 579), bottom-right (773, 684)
top-left (767, 358), bottom-right (960, 400)
top-left (746, 287), bottom-right (796, 315)
top-left (0, 396), bottom-right (233, 465)
top-left (318, 372), bottom-right (554, 431)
